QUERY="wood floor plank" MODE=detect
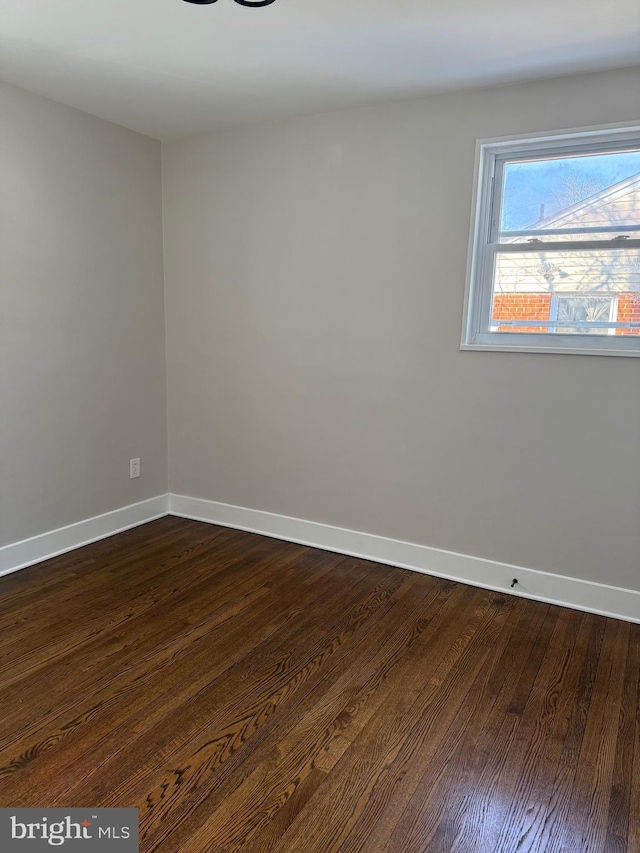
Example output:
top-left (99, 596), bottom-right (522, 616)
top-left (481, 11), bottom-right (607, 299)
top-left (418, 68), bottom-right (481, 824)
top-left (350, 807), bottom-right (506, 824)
top-left (0, 528), bottom-right (258, 684)
top-left (0, 537), bottom-right (318, 755)
top-left (373, 599), bottom-right (550, 853)
top-left (0, 517), bottom-right (637, 853)
top-left (264, 591), bottom-right (507, 853)
top-left (335, 595), bottom-right (524, 853)
top-left (629, 625), bottom-right (640, 853)
top-left (148, 573), bottom-right (435, 852)
top-left (605, 621), bottom-right (639, 850)
top-left (531, 613), bottom-right (607, 853)
top-left (449, 607), bottom-right (584, 853)
top-left (2, 548), bottom-right (360, 798)
top-left (562, 618), bottom-right (631, 853)
top-left (152, 578), bottom-right (469, 853)
top-left (75, 566), bottom-right (408, 811)
top-left (489, 610), bottom-right (595, 852)
top-left (437, 602), bottom-right (559, 853)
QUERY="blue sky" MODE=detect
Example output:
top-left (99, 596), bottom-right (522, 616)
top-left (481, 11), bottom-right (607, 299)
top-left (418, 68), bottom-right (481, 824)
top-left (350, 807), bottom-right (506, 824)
top-left (502, 150), bottom-right (640, 231)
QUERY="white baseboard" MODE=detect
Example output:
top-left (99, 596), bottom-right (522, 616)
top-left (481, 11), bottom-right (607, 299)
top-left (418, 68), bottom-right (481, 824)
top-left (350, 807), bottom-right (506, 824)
top-left (169, 493), bottom-right (640, 624)
top-left (3, 491), bottom-right (638, 625)
top-left (0, 494), bottom-right (170, 578)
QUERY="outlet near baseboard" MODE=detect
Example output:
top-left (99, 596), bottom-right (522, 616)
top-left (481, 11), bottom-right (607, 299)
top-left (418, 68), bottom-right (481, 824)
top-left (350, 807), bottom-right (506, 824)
top-left (130, 458), bottom-right (141, 479)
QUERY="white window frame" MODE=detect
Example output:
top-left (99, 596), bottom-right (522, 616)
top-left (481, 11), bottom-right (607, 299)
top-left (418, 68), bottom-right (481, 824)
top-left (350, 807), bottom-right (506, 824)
top-left (461, 122), bottom-right (640, 357)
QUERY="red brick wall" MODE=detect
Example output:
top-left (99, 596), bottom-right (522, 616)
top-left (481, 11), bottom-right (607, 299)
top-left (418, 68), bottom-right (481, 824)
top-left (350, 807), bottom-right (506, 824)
top-left (616, 293), bottom-right (640, 336)
top-left (492, 292), bottom-right (640, 336)
top-left (492, 294), bottom-right (551, 333)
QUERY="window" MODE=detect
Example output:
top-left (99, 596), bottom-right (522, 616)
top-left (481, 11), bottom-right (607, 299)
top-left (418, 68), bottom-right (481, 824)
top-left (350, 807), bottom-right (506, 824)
top-left (463, 125), bottom-right (640, 355)
top-left (549, 294), bottom-right (616, 336)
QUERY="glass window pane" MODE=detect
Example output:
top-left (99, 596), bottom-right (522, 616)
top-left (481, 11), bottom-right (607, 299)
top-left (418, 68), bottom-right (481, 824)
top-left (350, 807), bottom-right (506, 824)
top-left (499, 150), bottom-right (640, 243)
top-left (555, 296), bottom-right (614, 335)
top-left (490, 247), bottom-right (640, 336)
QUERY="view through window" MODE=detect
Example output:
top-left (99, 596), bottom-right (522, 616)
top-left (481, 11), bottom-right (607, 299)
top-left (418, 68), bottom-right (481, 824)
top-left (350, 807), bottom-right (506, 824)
top-left (494, 149), bottom-right (640, 336)
top-left (465, 129), bottom-right (640, 354)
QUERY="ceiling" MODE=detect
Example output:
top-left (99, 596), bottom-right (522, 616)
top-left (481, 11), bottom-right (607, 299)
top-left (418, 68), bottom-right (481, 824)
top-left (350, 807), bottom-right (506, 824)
top-left (1, 0), bottom-right (639, 139)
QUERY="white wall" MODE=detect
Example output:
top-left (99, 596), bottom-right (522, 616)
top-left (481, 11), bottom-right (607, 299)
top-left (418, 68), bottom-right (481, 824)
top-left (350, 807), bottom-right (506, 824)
top-left (0, 83), bottom-right (168, 546)
top-left (162, 66), bottom-right (640, 592)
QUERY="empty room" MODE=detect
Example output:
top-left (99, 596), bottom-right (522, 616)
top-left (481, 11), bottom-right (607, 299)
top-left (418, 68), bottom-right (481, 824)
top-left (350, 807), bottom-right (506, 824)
top-left (1, 1), bottom-right (639, 851)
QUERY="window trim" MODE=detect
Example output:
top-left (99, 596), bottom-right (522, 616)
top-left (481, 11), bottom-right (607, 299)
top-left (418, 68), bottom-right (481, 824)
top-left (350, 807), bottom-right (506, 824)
top-left (461, 122), bottom-right (640, 357)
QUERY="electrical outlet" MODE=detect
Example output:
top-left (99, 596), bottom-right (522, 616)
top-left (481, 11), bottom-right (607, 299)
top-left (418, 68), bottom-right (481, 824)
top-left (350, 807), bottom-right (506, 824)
top-left (130, 458), bottom-right (141, 479)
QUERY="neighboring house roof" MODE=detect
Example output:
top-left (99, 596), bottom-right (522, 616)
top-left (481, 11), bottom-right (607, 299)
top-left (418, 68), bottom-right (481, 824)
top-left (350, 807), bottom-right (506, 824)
top-left (533, 171), bottom-right (640, 234)
top-left (497, 171), bottom-right (640, 294)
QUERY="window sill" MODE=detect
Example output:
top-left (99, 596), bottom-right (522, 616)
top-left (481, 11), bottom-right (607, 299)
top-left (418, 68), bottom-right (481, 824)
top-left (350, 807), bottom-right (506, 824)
top-left (461, 338), bottom-right (640, 357)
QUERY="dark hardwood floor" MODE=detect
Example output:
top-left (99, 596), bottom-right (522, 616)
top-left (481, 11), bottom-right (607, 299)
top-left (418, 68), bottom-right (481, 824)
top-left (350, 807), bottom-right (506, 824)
top-left (0, 516), bottom-right (638, 852)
